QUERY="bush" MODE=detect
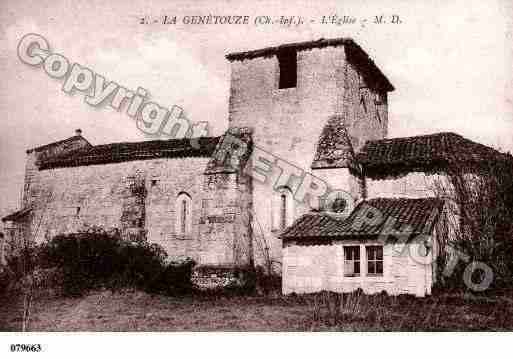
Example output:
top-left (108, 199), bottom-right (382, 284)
top-left (0, 243), bottom-right (39, 295)
top-left (146, 258), bottom-right (196, 296)
top-left (243, 266), bottom-right (282, 295)
top-left (36, 229), bottom-right (195, 297)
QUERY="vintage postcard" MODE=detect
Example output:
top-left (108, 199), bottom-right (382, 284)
top-left (0, 0), bottom-right (512, 357)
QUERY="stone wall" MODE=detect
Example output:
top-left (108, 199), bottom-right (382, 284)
top-left (366, 172), bottom-right (450, 199)
top-left (24, 155), bottom-right (242, 265)
top-left (191, 265), bottom-right (244, 290)
top-left (343, 61), bottom-right (388, 152)
top-left (23, 136), bottom-right (91, 208)
top-left (199, 171), bottom-right (253, 266)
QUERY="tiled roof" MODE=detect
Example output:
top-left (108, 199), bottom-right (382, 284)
top-left (226, 37), bottom-right (394, 91)
top-left (38, 137), bottom-right (220, 170)
top-left (280, 197), bottom-right (443, 241)
top-left (26, 135), bottom-right (91, 154)
top-left (357, 132), bottom-right (504, 178)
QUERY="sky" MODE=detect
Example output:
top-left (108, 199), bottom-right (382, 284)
top-left (0, 0), bottom-right (512, 218)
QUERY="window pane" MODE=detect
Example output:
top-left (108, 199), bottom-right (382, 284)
top-left (354, 247), bottom-right (360, 260)
top-left (354, 261), bottom-right (360, 274)
top-left (366, 247), bottom-right (374, 260)
top-left (345, 246), bottom-right (360, 260)
top-left (368, 261), bottom-right (375, 274)
top-left (376, 261), bottom-right (383, 275)
top-left (376, 246), bottom-right (383, 260)
top-left (344, 261), bottom-right (354, 276)
top-left (367, 246), bottom-right (383, 260)
top-left (344, 246), bottom-right (352, 260)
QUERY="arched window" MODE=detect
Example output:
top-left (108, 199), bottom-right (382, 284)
top-left (176, 192), bottom-right (192, 235)
top-left (273, 187), bottom-right (294, 231)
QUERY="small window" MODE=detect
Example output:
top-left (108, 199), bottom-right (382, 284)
top-left (176, 192), bottom-right (192, 236)
top-left (344, 246), bottom-right (360, 277)
top-left (274, 186), bottom-right (294, 231)
top-left (278, 50), bottom-right (297, 89)
top-left (280, 193), bottom-right (287, 230)
top-left (181, 200), bottom-right (187, 234)
top-left (366, 246), bottom-right (383, 276)
top-left (360, 93), bottom-right (367, 113)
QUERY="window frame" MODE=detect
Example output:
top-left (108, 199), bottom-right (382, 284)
top-left (365, 245), bottom-right (384, 277)
top-left (343, 245), bottom-right (361, 277)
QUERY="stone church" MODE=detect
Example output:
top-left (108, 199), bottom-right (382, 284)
top-left (2, 37), bottom-right (504, 296)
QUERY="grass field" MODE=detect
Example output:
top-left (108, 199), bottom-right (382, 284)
top-left (2, 288), bottom-right (513, 331)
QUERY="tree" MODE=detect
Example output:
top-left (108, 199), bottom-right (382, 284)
top-left (432, 152), bottom-right (513, 290)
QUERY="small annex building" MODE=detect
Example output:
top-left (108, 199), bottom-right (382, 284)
top-left (281, 198), bottom-right (443, 297)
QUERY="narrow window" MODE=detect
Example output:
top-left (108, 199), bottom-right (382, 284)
top-left (280, 193), bottom-right (287, 229)
top-left (366, 246), bottom-right (383, 276)
top-left (177, 192), bottom-right (192, 236)
top-left (360, 93), bottom-right (367, 113)
top-left (344, 246), bottom-right (361, 277)
top-left (278, 50), bottom-right (297, 89)
top-left (275, 187), bottom-right (294, 231)
top-left (0, 233), bottom-right (5, 267)
top-left (181, 200), bottom-right (187, 234)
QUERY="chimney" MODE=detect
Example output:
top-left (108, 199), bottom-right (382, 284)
top-left (75, 129), bottom-right (82, 136)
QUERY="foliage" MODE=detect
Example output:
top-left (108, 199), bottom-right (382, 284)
top-left (244, 265), bottom-right (282, 295)
top-left (21, 228), bottom-right (196, 297)
top-left (302, 289), bottom-right (513, 330)
top-left (147, 258), bottom-right (196, 296)
top-left (432, 152), bottom-right (513, 291)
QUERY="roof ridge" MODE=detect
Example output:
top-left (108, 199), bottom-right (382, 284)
top-left (38, 136), bottom-right (221, 170)
top-left (26, 135), bottom-right (90, 153)
top-left (366, 196), bottom-right (440, 201)
top-left (226, 37), bottom-right (353, 60)
top-left (91, 136), bottom-right (220, 149)
top-left (365, 132), bottom-right (462, 144)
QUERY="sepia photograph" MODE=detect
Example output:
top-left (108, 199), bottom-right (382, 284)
top-left (0, 0), bottom-right (512, 357)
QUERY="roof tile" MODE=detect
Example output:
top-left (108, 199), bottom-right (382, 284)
top-left (281, 197), bottom-right (443, 242)
top-left (357, 132), bottom-right (504, 177)
top-left (38, 137), bottom-right (220, 170)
